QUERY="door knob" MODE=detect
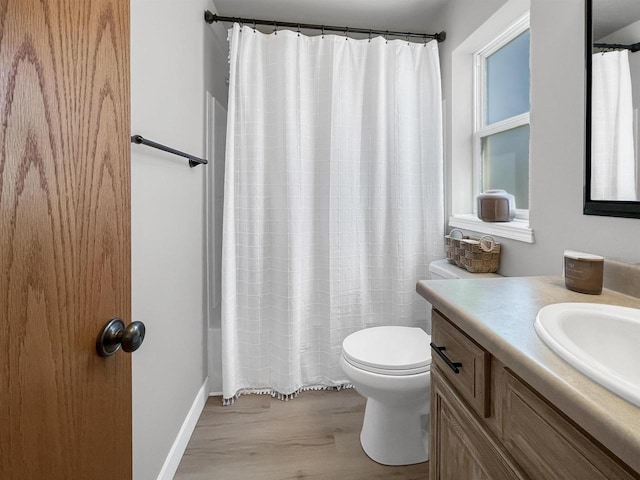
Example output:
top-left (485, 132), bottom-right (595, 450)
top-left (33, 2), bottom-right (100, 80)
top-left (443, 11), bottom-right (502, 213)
top-left (96, 318), bottom-right (146, 357)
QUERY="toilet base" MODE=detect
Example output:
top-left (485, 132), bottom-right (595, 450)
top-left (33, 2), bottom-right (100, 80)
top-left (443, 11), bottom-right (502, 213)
top-left (359, 398), bottom-right (429, 466)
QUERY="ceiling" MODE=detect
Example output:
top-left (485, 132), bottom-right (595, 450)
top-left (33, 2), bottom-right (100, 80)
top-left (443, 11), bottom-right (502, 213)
top-left (593, 0), bottom-right (640, 40)
top-left (212, 0), bottom-right (450, 34)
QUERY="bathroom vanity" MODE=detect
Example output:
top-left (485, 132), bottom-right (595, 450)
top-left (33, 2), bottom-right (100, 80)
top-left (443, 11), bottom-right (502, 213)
top-left (417, 276), bottom-right (640, 479)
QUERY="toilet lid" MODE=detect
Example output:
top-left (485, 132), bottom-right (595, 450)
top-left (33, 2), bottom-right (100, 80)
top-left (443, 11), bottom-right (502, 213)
top-left (342, 326), bottom-right (432, 375)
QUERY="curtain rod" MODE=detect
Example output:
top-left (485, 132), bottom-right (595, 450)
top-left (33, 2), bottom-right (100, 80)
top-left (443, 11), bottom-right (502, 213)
top-left (204, 11), bottom-right (446, 43)
top-left (594, 42), bottom-right (640, 53)
top-left (131, 135), bottom-right (208, 168)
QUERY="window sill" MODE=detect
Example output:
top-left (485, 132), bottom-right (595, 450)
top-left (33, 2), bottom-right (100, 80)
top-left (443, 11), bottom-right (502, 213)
top-left (449, 214), bottom-right (534, 244)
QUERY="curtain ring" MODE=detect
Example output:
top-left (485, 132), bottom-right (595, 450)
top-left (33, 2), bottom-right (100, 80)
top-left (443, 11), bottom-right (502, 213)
top-left (385, 31), bottom-right (389, 44)
top-left (407, 33), bottom-right (410, 46)
top-left (345, 27), bottom-right (349, 40)
top-left (424, 35), bottom-right (428, 46)
top-left (274, 22), bottom-right (278, 35)
top-left (253, 19), bottom-right (256, 33)
top-left (368, 30), bottom-right (372, 43)
top-left (297, 24), bottom-right (301, 37)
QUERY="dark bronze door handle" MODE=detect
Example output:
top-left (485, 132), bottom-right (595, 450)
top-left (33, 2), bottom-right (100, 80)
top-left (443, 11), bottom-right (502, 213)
top-left (96, 318), bottom-right (146, 357)
top-left (430, 342), bottom-right (462, 374)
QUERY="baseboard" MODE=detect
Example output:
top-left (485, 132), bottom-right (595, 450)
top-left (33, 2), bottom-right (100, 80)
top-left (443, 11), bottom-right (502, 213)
top-left (208, 391), bottom-right (223, 396)
top-left (156, 377), bottom-right (209, 480)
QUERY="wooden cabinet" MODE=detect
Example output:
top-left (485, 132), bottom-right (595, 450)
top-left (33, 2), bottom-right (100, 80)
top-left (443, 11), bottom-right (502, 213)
top-left (430, 310), bottom-right (639, 480)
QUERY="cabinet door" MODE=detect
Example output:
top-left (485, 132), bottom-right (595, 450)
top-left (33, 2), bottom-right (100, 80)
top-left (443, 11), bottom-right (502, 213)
top-left (503, 371), bottom-right (637, 480)
top-left (430, 367), bottom-right (527, 480)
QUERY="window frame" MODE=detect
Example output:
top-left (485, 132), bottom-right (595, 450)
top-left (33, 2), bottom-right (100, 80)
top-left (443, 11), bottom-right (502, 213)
top-left (472, 13), bottom-right (531, 219)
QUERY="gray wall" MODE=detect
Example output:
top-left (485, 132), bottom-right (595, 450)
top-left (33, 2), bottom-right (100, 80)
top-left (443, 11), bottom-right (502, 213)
top-left (130, 0), bottom-right (228, 478)
top-left (436, 0), bottom-right (640, 277)
top-left (431, 0), bottom-right (510, 242)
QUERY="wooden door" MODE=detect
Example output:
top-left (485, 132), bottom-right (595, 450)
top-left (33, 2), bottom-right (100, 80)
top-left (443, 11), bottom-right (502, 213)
top-left (0, 1), bottom-right (132, 479)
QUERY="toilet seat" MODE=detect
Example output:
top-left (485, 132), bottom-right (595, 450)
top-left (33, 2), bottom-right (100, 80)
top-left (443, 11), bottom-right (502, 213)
top-left (342, 326), bottom-right (432, 376)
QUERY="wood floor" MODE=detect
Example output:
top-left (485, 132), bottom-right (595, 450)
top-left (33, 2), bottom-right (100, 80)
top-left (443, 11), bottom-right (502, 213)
top-left (175, 389), bottom-right (429, 479)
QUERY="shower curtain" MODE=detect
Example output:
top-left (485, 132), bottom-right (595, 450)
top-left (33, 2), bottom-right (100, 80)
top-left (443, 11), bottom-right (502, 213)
top-left (221, 24), bottom-right (444, 403)
top-left (591, 50), bottom-right (637, 201)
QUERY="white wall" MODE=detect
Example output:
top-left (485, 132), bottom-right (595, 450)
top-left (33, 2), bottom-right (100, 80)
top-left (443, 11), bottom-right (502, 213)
top-left (130, 0), bottom-right (228, 478)
top-left (436, 0), bottom-right (640, 277)
top-left (205, 96), bottom-right (226, 394)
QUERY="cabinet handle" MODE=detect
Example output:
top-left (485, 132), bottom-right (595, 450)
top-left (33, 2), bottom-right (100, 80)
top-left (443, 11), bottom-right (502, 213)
top-left (430, 342), bottom-right (462, 374)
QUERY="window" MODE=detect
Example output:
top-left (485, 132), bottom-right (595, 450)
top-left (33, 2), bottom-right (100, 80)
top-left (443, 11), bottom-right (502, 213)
top-left (474, 15), bottom-right (530, 216)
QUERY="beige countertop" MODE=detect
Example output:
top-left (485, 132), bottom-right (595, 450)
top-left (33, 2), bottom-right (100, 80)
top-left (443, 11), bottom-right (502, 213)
top-left (416, 275), bottom-right (640, 473)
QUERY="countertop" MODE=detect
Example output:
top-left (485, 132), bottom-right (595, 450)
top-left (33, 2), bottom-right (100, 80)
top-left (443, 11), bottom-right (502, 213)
top-left (416, 275), bottom-right (640, 473)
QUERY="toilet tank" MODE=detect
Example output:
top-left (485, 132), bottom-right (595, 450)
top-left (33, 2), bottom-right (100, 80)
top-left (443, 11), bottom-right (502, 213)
top-left (423, 260), bottom-right (501, 334)
top-left (429, 259), bottom-right (502, 280)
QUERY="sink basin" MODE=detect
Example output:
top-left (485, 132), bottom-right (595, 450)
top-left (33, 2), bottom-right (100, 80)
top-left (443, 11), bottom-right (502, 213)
top-left (535, 302), bottom-right (640, 408)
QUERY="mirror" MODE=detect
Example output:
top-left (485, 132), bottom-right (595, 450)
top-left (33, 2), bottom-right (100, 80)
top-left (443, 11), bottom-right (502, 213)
top-left (586, 0), bottom-right (640, 218)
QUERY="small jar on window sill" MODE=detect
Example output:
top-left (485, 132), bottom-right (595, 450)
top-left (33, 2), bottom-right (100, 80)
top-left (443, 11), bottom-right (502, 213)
top-left (477, 190), bottom-right (516, 222)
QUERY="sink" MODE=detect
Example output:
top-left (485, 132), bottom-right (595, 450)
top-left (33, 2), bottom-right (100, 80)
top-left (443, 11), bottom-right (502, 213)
top-left (535, 302), bottom-right (640, 408)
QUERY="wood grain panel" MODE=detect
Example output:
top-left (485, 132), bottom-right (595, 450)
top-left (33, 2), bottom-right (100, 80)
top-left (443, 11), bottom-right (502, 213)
top-left (176, 389), bottom-right (429, 480)
top-left (430, 367), bottom-right (526, 480)
top-left (0, 1), bottom-right (131, 478)
top-left (504, 370), bottom-right (638, 480)
top-left (431, 310), bottom-right (491, 417)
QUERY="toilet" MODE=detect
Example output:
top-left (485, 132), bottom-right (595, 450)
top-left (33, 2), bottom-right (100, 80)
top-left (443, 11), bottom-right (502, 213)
top-left (340, 259), bottom-right (501, 466)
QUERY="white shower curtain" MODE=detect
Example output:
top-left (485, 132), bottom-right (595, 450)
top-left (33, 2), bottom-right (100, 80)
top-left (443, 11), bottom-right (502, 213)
top-left (221, 24), bottom-right (444, 403)
top-left (591, 50), bottom-right (637, 201)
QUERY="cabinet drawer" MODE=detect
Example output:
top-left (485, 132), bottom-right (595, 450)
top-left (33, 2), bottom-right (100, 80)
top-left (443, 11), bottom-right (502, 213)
top-left (431, 310), bottom-right (491, 417)
top-left (503, 370), bottom-right (637, 480)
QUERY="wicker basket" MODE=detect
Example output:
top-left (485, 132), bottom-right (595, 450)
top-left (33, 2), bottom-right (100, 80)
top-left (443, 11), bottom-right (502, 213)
top-left (444, 230), bottom-right (470, 267)
top-left (444, 229), bottom-right (501, 273)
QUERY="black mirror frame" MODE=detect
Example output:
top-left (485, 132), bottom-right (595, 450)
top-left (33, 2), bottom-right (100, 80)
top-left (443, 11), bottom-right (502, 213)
top-left (584, 0), bottom-right (640, 218)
